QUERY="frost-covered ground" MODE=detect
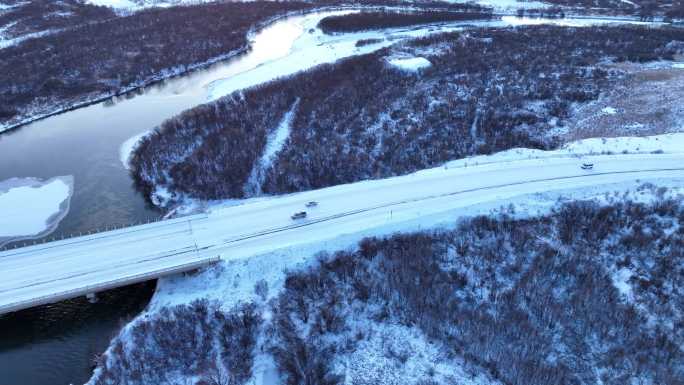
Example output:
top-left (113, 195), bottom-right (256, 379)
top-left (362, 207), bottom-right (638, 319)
top-left (0, 176), bottom-right (73, 247)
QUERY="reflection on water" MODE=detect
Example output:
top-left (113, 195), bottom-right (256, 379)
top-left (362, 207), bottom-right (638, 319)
top-left (0, 281), bottom-right (155, 385)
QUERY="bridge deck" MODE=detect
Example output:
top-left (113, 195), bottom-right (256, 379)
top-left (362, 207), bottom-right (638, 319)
top-left (1, 153), bottom-right (683, 315)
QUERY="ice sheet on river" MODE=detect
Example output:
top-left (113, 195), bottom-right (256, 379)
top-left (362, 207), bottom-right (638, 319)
top-left (0, 176), bottom-right (74, 246)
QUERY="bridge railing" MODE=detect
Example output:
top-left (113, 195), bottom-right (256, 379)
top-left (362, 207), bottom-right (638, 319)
top-left (0, 212), bottom-right (209, 252)
top-left (0, 255), bottom-right (221, 315)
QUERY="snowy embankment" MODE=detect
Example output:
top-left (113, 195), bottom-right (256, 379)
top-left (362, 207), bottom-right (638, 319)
top-left (120, 129), bottom-right (153, 170)
top-left (0, 176), bottom-right (74, 247)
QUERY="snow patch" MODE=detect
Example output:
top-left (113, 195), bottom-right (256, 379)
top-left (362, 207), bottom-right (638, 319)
top-left (387, 56), bottom-right (432, 72)
top-left (672, 63), bottom-right (684, 69)
top-left (602, 106), bottom-right (618, 115)
top-left (0, 176), bottom-right (74, 246)
top-left (612, 267), bottom-right (634, 302)
top-left (244, 100), bottom-right (298, 196)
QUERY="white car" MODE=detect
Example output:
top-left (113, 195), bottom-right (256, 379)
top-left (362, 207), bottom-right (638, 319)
top-left (581, 163), bottom-right (594, 170)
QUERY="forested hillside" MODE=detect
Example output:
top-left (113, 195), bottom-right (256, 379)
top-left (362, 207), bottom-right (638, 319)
top-left (92, 195), bottom-right (684, 385)
top-left (131, 25), bottom-right (684, 203)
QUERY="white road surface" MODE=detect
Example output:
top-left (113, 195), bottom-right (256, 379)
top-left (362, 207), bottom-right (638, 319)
top-left (1, 152), bottom-right (684, 314)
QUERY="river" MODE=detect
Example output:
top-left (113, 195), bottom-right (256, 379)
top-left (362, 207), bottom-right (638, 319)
top-left (0, 10), bottom-right (658, 385)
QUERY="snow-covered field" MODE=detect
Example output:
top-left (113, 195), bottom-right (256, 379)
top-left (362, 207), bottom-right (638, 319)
top-left (0, 176), bottom-right (74, 247)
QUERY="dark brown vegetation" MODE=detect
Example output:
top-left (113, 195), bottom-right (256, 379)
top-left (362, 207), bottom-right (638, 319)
top-left (318, 8), bottom-right (493, 34)
top-left (131, 25), bottom-right (684, 203)
top-left (0, 1), bottom-right (313, 126)
top-left (94, 301), bottom-right (260, 385)
top-left (267, 198), bottom-right (684, 385)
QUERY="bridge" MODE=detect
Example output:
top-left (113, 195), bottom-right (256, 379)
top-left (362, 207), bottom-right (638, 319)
top-left (1, 152), bottom-right (683, 315)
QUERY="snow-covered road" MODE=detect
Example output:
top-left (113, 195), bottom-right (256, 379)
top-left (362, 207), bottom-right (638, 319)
top-left (1, 152), bottom-right (683, 314)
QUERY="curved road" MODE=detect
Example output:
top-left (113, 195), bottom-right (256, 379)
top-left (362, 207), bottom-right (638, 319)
top-left (1, 152), bottom-right (683, 314)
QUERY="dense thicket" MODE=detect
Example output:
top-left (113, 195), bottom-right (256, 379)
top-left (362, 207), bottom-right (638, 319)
top-left (0, 0), bottom-right (115, 40)
top-left (93, 301), bottom-right (260, 385)
top-left (0, 1), bottom-right (312, 125)
top-left (318, 8), bottom-right (492, 33)
top-left (268, 197), bottom-right (684, 385)
top-left (131, 25), bottom-right (684, 203)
